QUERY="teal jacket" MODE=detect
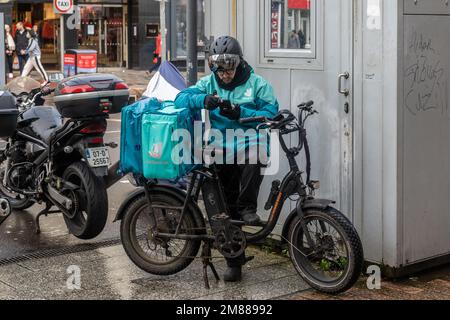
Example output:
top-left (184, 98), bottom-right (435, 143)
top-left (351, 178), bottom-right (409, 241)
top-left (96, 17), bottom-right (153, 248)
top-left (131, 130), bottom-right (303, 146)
top-left (175, 68), bottom-right (279, 162)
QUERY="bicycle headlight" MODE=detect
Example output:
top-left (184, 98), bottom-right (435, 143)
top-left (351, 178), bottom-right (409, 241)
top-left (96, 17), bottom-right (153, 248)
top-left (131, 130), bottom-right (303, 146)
top-left (309, 180), bottom-right (321, 190)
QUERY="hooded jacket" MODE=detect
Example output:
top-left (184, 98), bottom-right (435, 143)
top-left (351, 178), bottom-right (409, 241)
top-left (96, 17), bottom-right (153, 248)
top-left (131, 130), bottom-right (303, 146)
top-left (175, 62), bottom-right (279, 161)
top-left (25, 38), bottom-right (41, 57)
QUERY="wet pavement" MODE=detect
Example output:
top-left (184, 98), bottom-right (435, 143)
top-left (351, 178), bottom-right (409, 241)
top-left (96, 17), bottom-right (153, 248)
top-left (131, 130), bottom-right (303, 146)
top-left (0, 245), bottom-right (310, 300)
top-left (3, 69), bottom-right (450, 300)
top-left (0, 108), bottom-right (311, 300)
top-left (0, 113), bottom-right (133, 260)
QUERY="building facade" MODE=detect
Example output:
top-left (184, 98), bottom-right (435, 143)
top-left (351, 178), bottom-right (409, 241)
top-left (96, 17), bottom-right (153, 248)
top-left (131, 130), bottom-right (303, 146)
top-left (0, 0), bottom-right (207, 70)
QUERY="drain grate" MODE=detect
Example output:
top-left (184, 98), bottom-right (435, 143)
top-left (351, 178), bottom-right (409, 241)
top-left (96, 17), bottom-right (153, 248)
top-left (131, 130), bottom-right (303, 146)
top-left (0, 238), bottom-right (122, 267)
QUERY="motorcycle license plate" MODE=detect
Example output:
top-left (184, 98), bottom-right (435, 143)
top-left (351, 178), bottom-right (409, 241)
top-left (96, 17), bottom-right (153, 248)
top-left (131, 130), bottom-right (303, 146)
top-left (85, 147), bottom-right (110, 168)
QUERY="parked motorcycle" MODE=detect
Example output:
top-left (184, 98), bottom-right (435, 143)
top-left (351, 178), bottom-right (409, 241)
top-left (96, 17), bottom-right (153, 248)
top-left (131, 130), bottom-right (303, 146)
top-left (0, 74), bottom-right (129, 239)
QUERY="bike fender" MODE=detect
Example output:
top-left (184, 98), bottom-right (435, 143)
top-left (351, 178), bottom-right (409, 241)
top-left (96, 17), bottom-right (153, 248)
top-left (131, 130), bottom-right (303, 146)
top-left (303, 198), bottom-right (335, 211)
top-left (280, 199), bottom-right (335, 244)
top-left (113, 187), bottom-right (146, 222)
top-left (113, 185), bottom-right (206, 232)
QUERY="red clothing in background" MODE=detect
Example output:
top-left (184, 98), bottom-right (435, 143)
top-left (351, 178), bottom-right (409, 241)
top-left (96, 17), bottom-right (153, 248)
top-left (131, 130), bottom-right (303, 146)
top-left (153, 33), bottom-right (161, 63)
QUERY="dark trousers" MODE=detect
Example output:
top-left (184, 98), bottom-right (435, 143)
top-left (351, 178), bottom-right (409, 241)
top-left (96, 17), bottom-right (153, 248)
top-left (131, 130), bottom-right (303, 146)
top-left (18, 54), bottom-right (28, 75)
top-left (149, 57), bottom-right (162, 73)
top-left (216, 164), bottom-right (264, 267)
top-left (5, 54), bottom-right (13, 74)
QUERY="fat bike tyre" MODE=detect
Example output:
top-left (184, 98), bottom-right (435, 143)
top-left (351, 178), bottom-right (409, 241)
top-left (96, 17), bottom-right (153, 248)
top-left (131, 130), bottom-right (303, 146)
top-left (288, 207), bottom-right (364, 294)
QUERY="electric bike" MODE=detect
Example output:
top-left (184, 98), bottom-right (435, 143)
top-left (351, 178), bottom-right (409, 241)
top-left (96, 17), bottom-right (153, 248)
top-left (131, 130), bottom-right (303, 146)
top-left (117, 101), bottom-right (364, 294)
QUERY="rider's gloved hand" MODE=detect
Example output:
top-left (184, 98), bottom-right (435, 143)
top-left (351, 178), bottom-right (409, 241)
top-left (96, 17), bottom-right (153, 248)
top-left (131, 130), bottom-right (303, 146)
top-left (220, 104), bottom-right (241, 120)
top-left (204, 95), bottom-right (221, 111)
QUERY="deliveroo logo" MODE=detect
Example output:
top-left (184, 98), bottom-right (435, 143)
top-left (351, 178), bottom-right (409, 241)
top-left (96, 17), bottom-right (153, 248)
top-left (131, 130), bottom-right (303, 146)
top-left (244, 88), bottom-right (253, 97)
top-left (149, 143), bottom-right (163, 159)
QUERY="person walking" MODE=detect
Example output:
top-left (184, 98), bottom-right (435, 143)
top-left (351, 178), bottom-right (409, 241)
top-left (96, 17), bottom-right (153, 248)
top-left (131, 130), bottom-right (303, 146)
top-left (32, 24), bottom-right (40, 44)
top-left (14, 22), bottom-right (29, 75)
top-left (147, 32), bottom-right (162, 76)
top-left (4, 24), bottom-right (15, 80)
top-left (20, 30), bottom-right (49, 86)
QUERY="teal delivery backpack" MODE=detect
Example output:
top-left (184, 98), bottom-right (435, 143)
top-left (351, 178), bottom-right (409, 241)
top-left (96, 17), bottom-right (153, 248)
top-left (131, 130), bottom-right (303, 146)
top-left (119, 98), bottom-right (162, 175)
top-left (141, 103), bottom-right (195, 180)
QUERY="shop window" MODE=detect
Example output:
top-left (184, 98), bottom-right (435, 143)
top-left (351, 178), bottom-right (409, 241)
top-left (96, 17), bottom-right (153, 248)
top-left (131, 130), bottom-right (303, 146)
top-left (172, 0), bottom-right (206, 59)
top-left (261, 0), bottom-right (322, 67)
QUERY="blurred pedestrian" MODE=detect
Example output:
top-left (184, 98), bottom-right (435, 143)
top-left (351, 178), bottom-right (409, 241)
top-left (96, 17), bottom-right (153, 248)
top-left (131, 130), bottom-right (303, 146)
top-left (15, 22), bottom-right (29, 74)
top-left (298, 29), bottom-right (306, 49)
top-left (4, 24), bottom-right (15, 80)
top-left (146, 32), bottom-right (162, 76)
top-left (21, 30), bottom-right (49, 86)
top-left (288, 30), bottom-right (300, 49)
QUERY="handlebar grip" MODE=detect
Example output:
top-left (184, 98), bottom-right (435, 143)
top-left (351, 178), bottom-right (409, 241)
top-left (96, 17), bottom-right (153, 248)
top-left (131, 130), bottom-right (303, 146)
top-left (299, 100), bottom-right (314, 108)
top-left (239, 116), bottom-right (266, 124)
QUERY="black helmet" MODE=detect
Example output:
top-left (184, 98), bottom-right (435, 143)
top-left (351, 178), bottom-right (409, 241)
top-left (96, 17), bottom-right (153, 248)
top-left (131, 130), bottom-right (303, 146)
top-left (208, 36), bottom-right (243, 72)
top-left (209, 36), bottom-right (243, 56)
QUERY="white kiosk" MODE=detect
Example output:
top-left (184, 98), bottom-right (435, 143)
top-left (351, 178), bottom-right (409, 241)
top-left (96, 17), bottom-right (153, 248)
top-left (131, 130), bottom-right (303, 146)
top-left (205, 0), bottom-right (450, 276)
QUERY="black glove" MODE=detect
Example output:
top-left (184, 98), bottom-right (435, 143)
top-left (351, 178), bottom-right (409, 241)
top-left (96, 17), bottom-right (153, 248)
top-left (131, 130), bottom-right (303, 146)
top-left (204, 95), bottom-right (221, 110)
top-left (220, 104), bottom-right (241, 120)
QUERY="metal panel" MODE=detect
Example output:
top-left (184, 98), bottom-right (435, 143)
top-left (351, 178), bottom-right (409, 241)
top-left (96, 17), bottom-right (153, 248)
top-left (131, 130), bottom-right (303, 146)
top-left (241, 0), bottom-right (354, 224)
top-left (404, 0), bottom-right (450, 15)
top-left (0, 13), bottom-right (5, 87)
top-left (403, 15), bottom-right (450, 263)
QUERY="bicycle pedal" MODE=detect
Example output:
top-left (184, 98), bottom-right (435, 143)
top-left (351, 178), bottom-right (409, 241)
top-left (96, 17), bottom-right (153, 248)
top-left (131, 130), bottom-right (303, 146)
top-left (244, 256), bottom-right (255, 263)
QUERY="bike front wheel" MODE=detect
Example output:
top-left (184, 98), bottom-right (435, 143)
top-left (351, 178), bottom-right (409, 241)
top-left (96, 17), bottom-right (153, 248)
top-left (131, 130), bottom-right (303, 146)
top-left (287, 207), bottom-right (364, 294)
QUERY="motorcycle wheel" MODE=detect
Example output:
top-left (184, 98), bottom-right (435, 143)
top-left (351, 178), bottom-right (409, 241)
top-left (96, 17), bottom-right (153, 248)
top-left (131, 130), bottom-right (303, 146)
top-left (287, 207), bottom-right (364, 294)
top-left (62, 161), bottom-right (108, 240)
top-left (120, 193), bottom-right (201, 276)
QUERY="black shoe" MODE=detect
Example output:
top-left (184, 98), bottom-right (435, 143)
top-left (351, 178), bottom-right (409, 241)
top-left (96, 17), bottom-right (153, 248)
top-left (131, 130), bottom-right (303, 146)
top-left (242, 212), bottom-right (261, 226)
top-left (223, 266), bottom-right (242, 282)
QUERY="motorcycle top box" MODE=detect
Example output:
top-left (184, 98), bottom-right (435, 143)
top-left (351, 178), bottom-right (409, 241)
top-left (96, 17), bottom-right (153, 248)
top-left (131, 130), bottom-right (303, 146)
top-left (0, 91), bottom-right (19, 138)
top-left (54, 74), bottom-right (130, 119)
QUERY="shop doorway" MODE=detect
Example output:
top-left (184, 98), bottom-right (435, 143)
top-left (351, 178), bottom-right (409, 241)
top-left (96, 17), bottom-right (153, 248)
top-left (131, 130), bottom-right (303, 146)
top-left (12, 3), bottom-right (62, 70)
top-left (78, 4), bottom-right (127, 68)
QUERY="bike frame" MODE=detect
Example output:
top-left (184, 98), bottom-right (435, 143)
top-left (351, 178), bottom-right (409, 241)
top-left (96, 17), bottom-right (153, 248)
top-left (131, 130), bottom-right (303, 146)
top-left (147, 107), bottom-right (317, 244)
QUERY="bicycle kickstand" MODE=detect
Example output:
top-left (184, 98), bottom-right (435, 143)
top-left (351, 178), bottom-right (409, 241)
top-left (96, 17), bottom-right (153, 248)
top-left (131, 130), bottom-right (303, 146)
top-left (201, 241), bottom-right (220, 289)
top-left (35, 203), bottom-right (59, 234)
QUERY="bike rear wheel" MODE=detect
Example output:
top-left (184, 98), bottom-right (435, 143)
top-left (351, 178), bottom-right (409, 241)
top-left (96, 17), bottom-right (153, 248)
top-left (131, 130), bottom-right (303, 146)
top-left (120, 193), bottom-right (202, 276)
top-left (288, 207), bottom-right (364, 294)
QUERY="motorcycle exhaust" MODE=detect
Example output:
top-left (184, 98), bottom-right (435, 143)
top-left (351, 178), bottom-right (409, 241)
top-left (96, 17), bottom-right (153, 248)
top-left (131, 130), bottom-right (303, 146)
top-left (0, 198), bottom-right (11, 226)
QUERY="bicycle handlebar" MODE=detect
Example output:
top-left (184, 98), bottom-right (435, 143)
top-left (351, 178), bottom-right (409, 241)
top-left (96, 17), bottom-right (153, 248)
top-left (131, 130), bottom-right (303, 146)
top-left (299, 100), bottom-right (314, 108)
top-left (239, 116), bottom-right (267, 124)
